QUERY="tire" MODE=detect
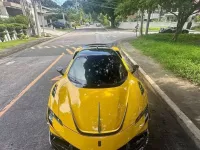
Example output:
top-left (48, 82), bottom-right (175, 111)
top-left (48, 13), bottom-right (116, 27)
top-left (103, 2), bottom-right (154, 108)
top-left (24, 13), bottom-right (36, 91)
top-left (49, 131), bottom-right (55, 149)
top-left (182, 30), bottom-right (189, 34)
top-left (49, 131), bottom-right (72, 150)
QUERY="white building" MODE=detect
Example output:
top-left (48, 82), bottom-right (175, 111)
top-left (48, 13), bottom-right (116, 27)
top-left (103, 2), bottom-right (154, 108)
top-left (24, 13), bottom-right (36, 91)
top-left (0, 0), bottom-right (57, 35)
top-left (0, 0), bottom-right (24, 18)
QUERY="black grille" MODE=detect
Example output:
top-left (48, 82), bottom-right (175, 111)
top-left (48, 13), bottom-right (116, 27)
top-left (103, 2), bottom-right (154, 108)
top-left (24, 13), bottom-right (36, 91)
top-left (51, 134), bottom-right (79, 150)
top-left (119, 131), bottom-right (148, 150)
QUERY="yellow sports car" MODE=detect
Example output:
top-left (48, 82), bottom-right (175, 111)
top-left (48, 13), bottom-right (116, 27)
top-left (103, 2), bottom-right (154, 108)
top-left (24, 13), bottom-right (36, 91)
top-left (47, 44), bottom-right (149, 150)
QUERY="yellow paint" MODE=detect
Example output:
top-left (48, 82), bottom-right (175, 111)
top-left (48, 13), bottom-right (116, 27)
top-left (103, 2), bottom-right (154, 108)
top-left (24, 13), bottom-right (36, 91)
top-left (66, 49), bottom-right (73, 55)
top-left (111, 46), bottom-right (120, 51)
top-left (0, 53), bottom-right (64, 118)
top-left (51, 75), bottom-right (62, 81)
top-left (47, 47), bottom-right (148, 149)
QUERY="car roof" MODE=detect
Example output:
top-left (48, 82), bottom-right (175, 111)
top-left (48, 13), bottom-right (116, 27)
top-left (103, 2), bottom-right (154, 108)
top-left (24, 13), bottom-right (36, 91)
top-left (75, 49), bottom-right (118, 58)
top-left (76, 44), bottom-right (120, 52)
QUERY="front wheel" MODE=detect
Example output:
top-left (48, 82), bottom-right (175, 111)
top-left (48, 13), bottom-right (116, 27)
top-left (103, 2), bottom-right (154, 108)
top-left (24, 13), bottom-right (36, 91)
top-left (182, 30), bottom-right (189, 34)
top-left (49, 131), bottom-right (72, 150)
top-left (49, 131), bottom-right (55, 149)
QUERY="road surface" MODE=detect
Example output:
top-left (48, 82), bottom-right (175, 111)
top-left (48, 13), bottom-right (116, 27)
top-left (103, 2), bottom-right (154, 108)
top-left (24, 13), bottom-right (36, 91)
top-left (0, 26), bottom-right (198, 150)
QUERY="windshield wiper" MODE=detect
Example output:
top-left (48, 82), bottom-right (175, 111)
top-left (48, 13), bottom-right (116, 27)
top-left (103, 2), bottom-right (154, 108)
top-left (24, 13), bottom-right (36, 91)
top-left (68, 75), bottom-right (82, 85)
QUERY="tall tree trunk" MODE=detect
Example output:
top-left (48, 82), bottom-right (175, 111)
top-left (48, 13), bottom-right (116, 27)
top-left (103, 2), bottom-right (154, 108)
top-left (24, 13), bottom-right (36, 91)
top-left (110, 16), bottom-right (116, 28)
top-left (186, 16), bottom-right (193, 29)
top-left (145, 10), bottom-right (152, 35)
top-left (140, 10), bottom-right (144, 36)
top-left (158, 7), bottom-right (162, 21)
top-left (173, 14), bottom-right (190, 41)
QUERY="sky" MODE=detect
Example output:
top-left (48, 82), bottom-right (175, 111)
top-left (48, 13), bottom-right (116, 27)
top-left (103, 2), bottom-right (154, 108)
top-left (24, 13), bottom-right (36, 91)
top-left (53, 0), bottom-right (66, 6)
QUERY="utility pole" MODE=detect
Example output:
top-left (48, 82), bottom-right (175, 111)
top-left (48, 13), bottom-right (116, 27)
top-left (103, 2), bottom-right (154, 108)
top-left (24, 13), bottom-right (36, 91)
top-left (32, 0), bottom-right (41, 36)
top-left (39, 1), bottom-right (45, 34)
top-left (62, 13), bottom-right (66, 25)
top-left (76, 0), bottom-right (78, 10)
top-left (20, 0), bottom-right (26, 16)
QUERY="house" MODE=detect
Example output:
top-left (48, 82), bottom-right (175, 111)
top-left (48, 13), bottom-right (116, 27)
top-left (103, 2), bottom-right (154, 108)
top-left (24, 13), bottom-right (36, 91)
top-left (0, 0), bottom-right (24, 18)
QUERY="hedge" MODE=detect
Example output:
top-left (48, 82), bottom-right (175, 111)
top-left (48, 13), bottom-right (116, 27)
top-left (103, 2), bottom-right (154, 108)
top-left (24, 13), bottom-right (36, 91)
top-left (6, 24), bottom-right (15, 32)
top-left (11, 23), bottom-right (24, 33)
top-left (0, 22), bottom-right (29, 40)
top-left (0, 23), bottom-right (27, 32)
top-left (0, 24), bottom-right (6, 32)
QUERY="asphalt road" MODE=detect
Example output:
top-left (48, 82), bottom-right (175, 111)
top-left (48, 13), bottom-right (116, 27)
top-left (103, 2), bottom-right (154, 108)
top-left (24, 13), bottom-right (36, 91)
top-left (0, 26), bottom-right (198, 150)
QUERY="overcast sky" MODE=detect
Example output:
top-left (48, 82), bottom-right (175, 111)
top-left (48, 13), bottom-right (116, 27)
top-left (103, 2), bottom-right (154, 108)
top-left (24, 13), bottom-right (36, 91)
top-left (53, 0), bottom-right (65, 5)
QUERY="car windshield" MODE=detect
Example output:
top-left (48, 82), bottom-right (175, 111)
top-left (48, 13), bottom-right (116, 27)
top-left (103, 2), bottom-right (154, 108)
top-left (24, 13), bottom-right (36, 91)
top-left (68, 54), bottom-right (128, 88)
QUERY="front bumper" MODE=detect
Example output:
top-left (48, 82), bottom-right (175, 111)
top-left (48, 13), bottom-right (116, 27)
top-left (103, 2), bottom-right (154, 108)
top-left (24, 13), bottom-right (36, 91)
top-left (50, 130), bottom-right (148, 150)
top-left (49, 119), bottom-right (148, 150)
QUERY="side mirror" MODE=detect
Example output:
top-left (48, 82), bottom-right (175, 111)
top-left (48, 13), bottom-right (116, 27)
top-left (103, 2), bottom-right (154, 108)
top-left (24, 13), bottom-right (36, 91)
top-left (56, 67), bottom-right (64, 76)
top-left (131, 65), bottom-right (139, 73)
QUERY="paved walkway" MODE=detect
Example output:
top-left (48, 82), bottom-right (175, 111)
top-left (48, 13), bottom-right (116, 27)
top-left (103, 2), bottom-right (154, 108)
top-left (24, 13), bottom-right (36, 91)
top-left (121, 42), bottom-right (200, 130)
top-left (43, 28), bottom-right (69, 36)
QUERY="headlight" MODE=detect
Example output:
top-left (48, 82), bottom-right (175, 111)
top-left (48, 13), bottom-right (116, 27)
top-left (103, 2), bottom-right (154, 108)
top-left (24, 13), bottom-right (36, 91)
top-left (47, 108), bottom-right (63, 126)
top-left (52, 84), bottom-right (58, 97)
top-left (135, 105), bottom-right (149, 124)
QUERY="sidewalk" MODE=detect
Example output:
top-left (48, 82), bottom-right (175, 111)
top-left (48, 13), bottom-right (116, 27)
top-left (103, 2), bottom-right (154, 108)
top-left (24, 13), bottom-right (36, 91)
top-left (120, 41), bottom-right (200, 146)
top-left (43, 28), bottom-right (70, 36)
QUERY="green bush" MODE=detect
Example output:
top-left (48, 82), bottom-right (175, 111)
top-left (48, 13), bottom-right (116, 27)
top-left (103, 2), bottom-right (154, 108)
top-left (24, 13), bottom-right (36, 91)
top-left (0, 24), bottom-right (7, 42)
top-left (0, 31), bottom-right (6, 42)
top-left (14, 15), bottom-right (29, 26)
top-left (194, 15), bottom-right (200, 22)
top-left (6, 24), bottom-right (15, 32)
top-left (20, 34), bottom-right (28, 39)
top-left (0, 24), bottom-right (6, 32)
top-left (12, 23), bottom-right (23, 33)
top-left (9, 31), bottom-right (15, 39)
top-left (0, 18), bottom-right (3, 24)
top-left (17, 33), bottom-right (23, 39)
top-left (23, 29), bottom-right (27, 35)
top-left (4, 17), bottom-right (16, 24)
top-left (22, 24), bottom-right (28, 29)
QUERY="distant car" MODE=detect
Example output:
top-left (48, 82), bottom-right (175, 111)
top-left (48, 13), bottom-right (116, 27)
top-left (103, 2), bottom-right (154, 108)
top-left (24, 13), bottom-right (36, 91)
top-left (96, 23), bottom-right (101, 27)
top-left (159, 27), bottom-right (189, 34)
top-left (52, 21), bottom-right (65, 29)
top-left (85, 23), bottom-right (90, 27)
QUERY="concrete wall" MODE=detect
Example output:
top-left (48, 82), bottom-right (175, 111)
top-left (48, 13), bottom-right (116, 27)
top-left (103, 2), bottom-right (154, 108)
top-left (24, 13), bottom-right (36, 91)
top-left (0, 2), bottom-right (9, 18)
top-left (6, 7), bottom-right (23, 16)
top-left (38, 13), bottom-right (48, 27)
top-left (118, 22), bottom-right (200, 29)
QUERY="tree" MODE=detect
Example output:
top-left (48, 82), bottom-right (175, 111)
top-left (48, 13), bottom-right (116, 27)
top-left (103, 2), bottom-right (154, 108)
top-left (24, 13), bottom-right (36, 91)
top-left (41, 0), bottom-right (60, 8)
top-left (14, 15), bottom-right (29, 26)
top-left (160, 0), bottom-right (200, 41)
top-left (142, 0), bottom-right (158, 35)
top-left (45, 14), bottom-right (65, 22)
top-left (115, 0), bottom-right (141, 35)
top-left (116, 0), bottom-right (159, 35)
top-left (62, 0), bottom-right (75, 8)
top-left (81, 0), bottom-right (119, 28)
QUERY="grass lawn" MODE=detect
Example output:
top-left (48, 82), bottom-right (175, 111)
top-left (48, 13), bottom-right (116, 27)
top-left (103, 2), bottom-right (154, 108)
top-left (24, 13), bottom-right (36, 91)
top-left (148, 27), bottom-right (162, 31)
top-left (0, 37), bottom-right (37, 51)
top-left (131, 34), bottom-right (200, 85)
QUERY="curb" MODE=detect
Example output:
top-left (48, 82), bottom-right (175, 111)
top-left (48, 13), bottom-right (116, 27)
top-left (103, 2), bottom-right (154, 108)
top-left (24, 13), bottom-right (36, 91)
top-left (119, 43), bottom-right (200, 149)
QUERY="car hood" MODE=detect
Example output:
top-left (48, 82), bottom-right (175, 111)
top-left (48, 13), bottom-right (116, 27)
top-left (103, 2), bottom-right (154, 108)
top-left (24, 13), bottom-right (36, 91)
top-left (57, 75), bottom-right (145, 134)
